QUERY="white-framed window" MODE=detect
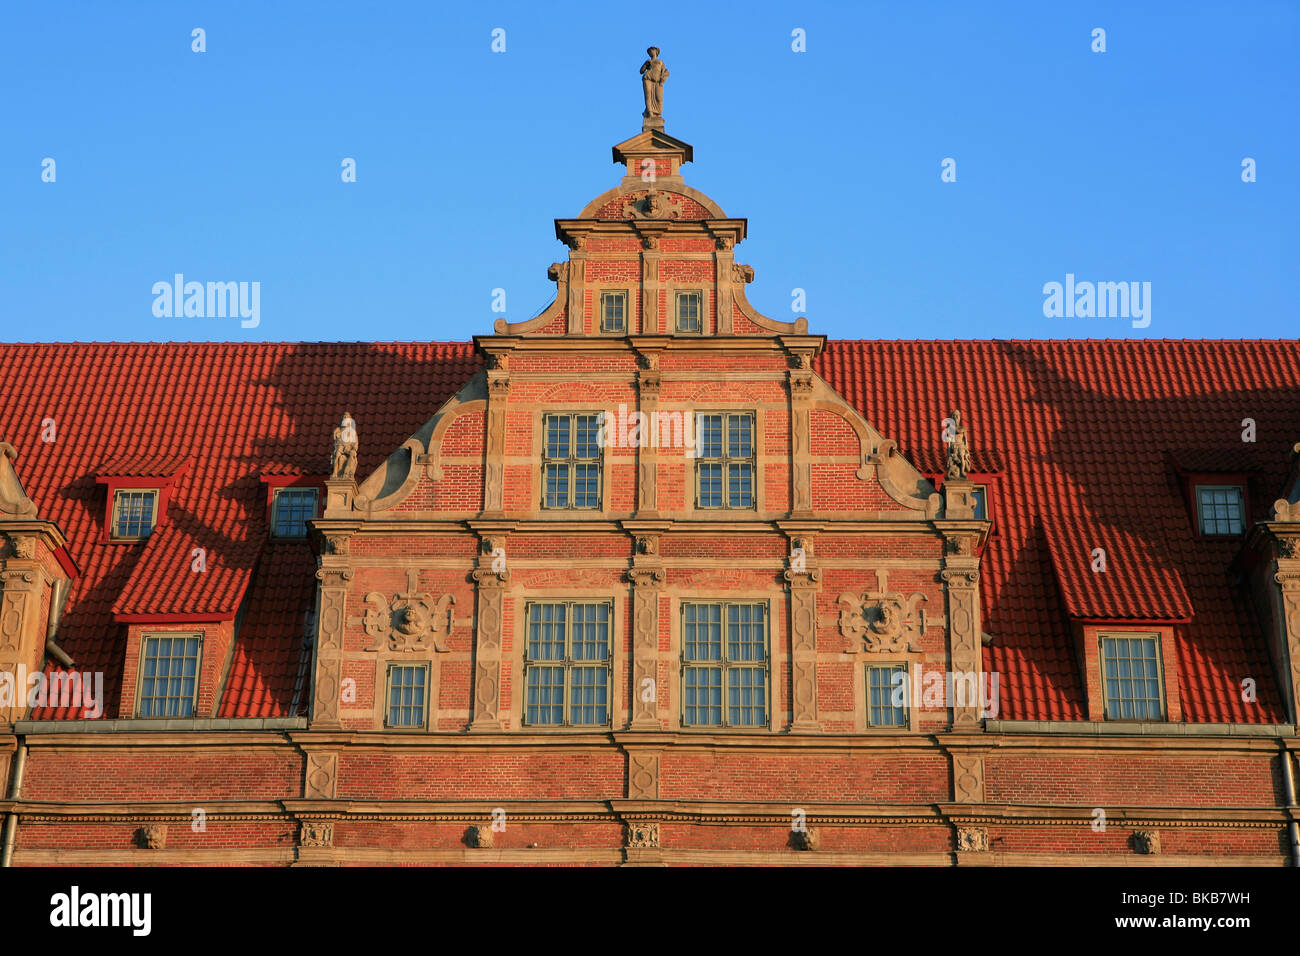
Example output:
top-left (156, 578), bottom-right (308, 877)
top-left (271, 487), bottom-right (318, 538)
top-left (386, 663), bottom-right (429, 729)
top-left (866, 663), bottom-right (908, 728)
top-left (523, 602), bottom-right (611, 727)
top-left (542, 413), bottom-right (602, 509)
top-left (1100, 633), bottom-right (1165, 721)
top-left (600, 291), bottom-right (628, 333)
top-left (111, 489), bottom-right (158, 539)
top-left (138, 633), bottom-right (201, 717)
top-left (1196, 484), bottom-right (1244, 536)
top-left (675, 290), bottom-right (703, 333)
top-left (695, 412), bottom-right (755, 509)
top-left (682, 602), bottom-right (768, 728)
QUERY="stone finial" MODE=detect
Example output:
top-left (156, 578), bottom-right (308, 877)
top-left (0, 442), bottom-right (38, 518)
top-left (640, 47), bottom-right (668, 129)
top-left (945, 409), bottom-right (972, 480)
top-left (1274, 498), bottom-right (1299, 523)
top-left (330, 412), bottom-right (358, 480)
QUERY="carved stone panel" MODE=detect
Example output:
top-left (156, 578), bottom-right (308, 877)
top-left (299, 822), bottom-right (334, 848)
top-left (311, 567), bottom-right (352, 730)
top-left (942, 564), bottom-right (983, 731)
top-left (951, 753), bottom-right (986, 803)
top-left (839, 569), bottom-right (931, 654)
top-left (955, 826), bottom-right (988, 853)
top-left (625, 822), bottom-right (660, 849)
top-left (304, 752), bottom-right (338, 800)
top-left (359, 569), bottom-right (454, 653)
top-left (787, 569), bottom-right (821, 731)
top-left (629, 567), bottom-right (664, 728)
top-left (1131, 830), bottom-right (1161, 855)
top-left (628, 752), bottom-right (660, 799)
top-left (135, 825), bottom-right (166, 849)
top-left (470, 569), bottom-right (507, 731)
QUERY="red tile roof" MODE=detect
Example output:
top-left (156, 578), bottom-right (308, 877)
top-left (3, 339), bottom-right (1296, 724)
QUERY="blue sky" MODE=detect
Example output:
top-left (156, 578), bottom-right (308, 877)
top-left (2, 0), bottom-right (1295, 343)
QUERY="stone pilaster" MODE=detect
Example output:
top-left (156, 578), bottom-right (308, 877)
top-left (785, 536), bottom-right (821, 731)
top-left (713, 241), bottom-right (735, 334)
top-left (636, 355), bottom-right (661, 517)
top-left (0, 523), bottom-right (67, 722)
top-left (1273, 533), bottom-right (1300, 725)
top-left (482, 353), bottom-right (510, 518)
top-left (566, 245), bottom-right (586, 334)
top-left (469, 566), bottom-right (509, 731)
top-left (639, 247), bottom-right (660, 334)
top-left (941, 547), bottom-right (982, 732)
top-left (310, 561), bottom-right (352, 730)
top-left (628, 550), bottom-right (665, 729)
top-left (788, 356), bottom-right (815, 517)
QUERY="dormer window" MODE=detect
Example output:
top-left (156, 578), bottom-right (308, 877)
top-left (1195, 484), bottom-right (1244, 536)
top-left (111, 489), bottom-right (158, 540)
top-left (1099, 633), bottom-right (1165, 720)
top-left (271, 487), bottom-right (318, 538)
top-left (675, 290), bottom-right (702, 333)
top-left (600, 291), bottom-right (627, 333)
top-left (970, 484), bottom-right (988, 521)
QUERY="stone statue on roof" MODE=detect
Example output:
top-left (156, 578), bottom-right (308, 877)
top-left (946, 409), bottom-right (972, 480)
top-left (0, 442), bottom-right (38, 518)
top-left (331, 412), bottom-right (358, 480)
top-left (640, 46), bottom-right (668, 120)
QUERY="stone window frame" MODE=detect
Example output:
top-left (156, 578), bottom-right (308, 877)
top-left (673, 289), bottom-right (704, 334)
top-left (520, 600), bottom-right (615, 729)
top-left (692, 410), bottom-right (757, 512)
top-left (675, 598), bottom-right (773, 731)
top-left (270, 486), bottom-right (319, 538)
top-left (599, 289), bottom-right (629, 334)
top-left (1098, 631), bottom-right (1167, 721)
top-left (135, 630), bottom-right (203, 718)
top-left (509, 589), bottom-right (627, 731)
top-left (539, 411), bottom-right (605, 512)
top-left (854, 651), bottom-right (923, 732)
top-left (110, 488), bottom-right (160, 541)
top-left (1194, 483), bottom-right (1246, 537)
top-left (384, 662), bottom-right (431, 731)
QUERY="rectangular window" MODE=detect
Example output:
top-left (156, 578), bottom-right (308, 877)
top-left (682, 602), bottom-right (768, 728)
top-left (866, 664), bottom-right (907, 728)
top-left (112, 489), bottom-right (158, 539)
top-left (542, 413), bottom-right (602, 509)
top-left (387, 664), bottom-right (429, 728)
top-left (695, 413), bottom-right (755, 509)
top-left (138, 633), bottom-right (201, 717)
top-left (272, 487), bottom-right (318, 538)
top-left (1100, 634), bottom-right (1164, 720)
top-left (1196, 485), bottom-right (1244, 536)
top-left (675, 290), bottom-right (702, 333)
top-left (600, 291), bottom-right (627, 333)
top-left (971, 485), bottom-right (988, 521)
top-left (524, 602), bottom-right (611, 727)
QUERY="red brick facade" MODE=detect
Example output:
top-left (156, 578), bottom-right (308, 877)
top-left (2, 125), bottom-right (1299, 866)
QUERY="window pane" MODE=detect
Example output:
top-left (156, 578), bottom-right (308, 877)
top-left (698, 463), bottom-right (722, 508)
top-left (545, 417), bottom-right (570, 460)
top-left (1101, 636), bottom-right (1161, 719)
top-left (273, 488), bottom-right (317, 537)
top-left (139, 635), bottom-right (201, 717)
top-left (727, 463), bottom-right (753, 508)
top-left (727, 414), bottom-right (752, 458)
top-left (1197, 485), bottom-right (1243, 535)
top-left (698, 415), bottom-right (722, 458)
top-left (544, 463), bottom-right (569, 508)
top-left (526, 666), bottom-right (564, 725)
top-left (677, 292), bottom-right (701, 331)
top-left (727, 604), bottom-right (765, 662)
top-left (574, 415), bottom-right (600, 459)
top-left (569, 666), bottom-right (608, 725)
top-left (115, 490), bottom-right (158, 538)
top-left (727, 667), bottom-right (766, 726)
top-left (602, 292), bottom-right (626, 332)
top-left (684, 604), bottom-right (723, 661)
top-left (573, 464), bottom-right (600, 509)
top-left (868, 665), bottom-right (906, 727)
top-left (528, 604), bottom-right (566, 661)
top-left (387, 665), bottom-right (427, 727)
top-left (684, 667), bottom-right (722, 725)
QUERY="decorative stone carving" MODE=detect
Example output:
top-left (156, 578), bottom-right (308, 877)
top-left (322, 535), bottom-right (349, 556)
top-left (945, 409), bottom-right (971, 480)
top-left (732, 263), bottom-right (754, 284)
top-left (1280, 538), bottom-right (1300, 559)
top-left (1275, 499), bottom-right (1300, 522)
top-left (628, 753), bottom-right (660, 799)
top-left (1131, 830), bottom-right (1161, 855)
top-left (952, 753), bottom-right (986, 803)
top-left (360, 569), bottom-right (454, 653)
top-left (636, 536), bottom-right (657, 555)
top-left (135, 825), bottom-right (166, 849)
top-left (955, 826), bottom-right (988, 853)
top-left (625, 822), bottom-right (660, 849)
top-left (715, 236), bottom-right (735, 251)
top-left (547, 262), bottom-right (568, 283)
top-left (467, 824), bottom-right (494, 849)
top-left (299, 822), bottom-right (334, 848)
top-left (838, 570), bottom-right (929, 653)
top-left (790, 827), bottom-right (820, 851)
top-left (566, 235), bottom-right (585, 251)
top-left (947, 535), bottom-right (974, 556)
top-left (0, 443), bottom-right (37, 518)
top-left (623, 190), bottom-right (682, 221)
top-left (330, 413), bottom-right (358, 480)
top-left (470, 564), bottom-right (507, 731)
top-left (304, 752), bottom-right (338, 800)
top-left (11, 536), bottom-right (36, 560)
top-left (639, 46), bottom-right (668, 120)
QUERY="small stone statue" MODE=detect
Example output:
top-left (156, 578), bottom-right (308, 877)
top-left (946, 409), bottom-right (971, 480)
top-left (331, 412), bottom-right (358, 480)
top-left (640, 46), bottom-right (668, 119)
